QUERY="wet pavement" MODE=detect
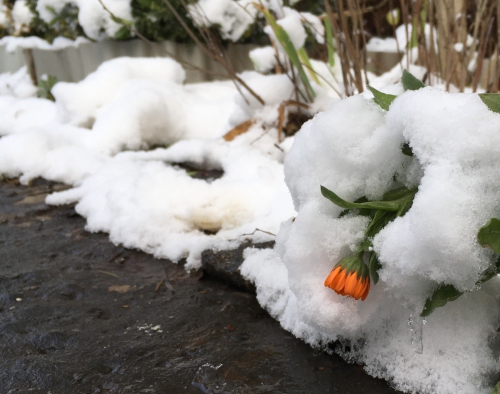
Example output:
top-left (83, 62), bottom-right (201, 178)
top-left (0, 178), bottom-right (401, 394)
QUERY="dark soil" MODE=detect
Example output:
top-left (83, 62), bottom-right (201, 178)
top-left (0, 178), bottom-right (402, 394)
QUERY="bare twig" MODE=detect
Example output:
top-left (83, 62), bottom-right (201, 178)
top-left (241, 228), bottom-right (276, 237)
top-left (96, 0), bottom-right (229, 80)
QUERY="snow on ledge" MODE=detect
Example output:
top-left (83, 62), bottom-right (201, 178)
top-left (0, 36), bottom-right (90, 53)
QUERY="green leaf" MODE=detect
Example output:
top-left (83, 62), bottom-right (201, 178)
top-left (366, 210), bottom-right (397, 238)
top-left (262, 9), bottom-right (315, 99)
top-left (321, 186), bottom-right (400, 212)
top-left (338, 196), bottom-right (370, 218)
top-left (297, 47), bottom-right (320, 84)
top-left (45, 5), bottom-right (57, 15)
top-left (382, 187), bottom-right (414, 201)
top-left (37, 75), bottom-right (58, 102)
top-left (114, 26), bottom-right (131, 40)
top-left (110, 15), bottom-right (133, 28)
top-left (478, 218), bottom-right (500, 254)
top-left (321, 186), bottom-right (416, 215)
top-left (367, 86), bottom-right (397, 111)
top-left (358, 238), bottom-right (373, 253)
top-left (420, 284), bottom-right (463, 317)
top-left (479, 94), bottom-right (500, 114)
top-left (402, 69), bottom-right (425, 91)
top-left (369, 252), bottom-right (381, 284)
top-left (490, 381), bottom-right (500, 394)
top-left (421, 256), bottom-right (500, 317)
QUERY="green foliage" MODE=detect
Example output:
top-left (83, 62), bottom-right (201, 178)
top-left (420, 284), bottom-right (463, 317)
top-left (402, 69), bottom-right (425, 91)
top-left (420, 218), bottom-right (500, 317)
top-left (321, 186), bottom-right (416, 216)
top-left (479, 93), bottom-right (500, 114)
top-left (24, 1), bottom-right (85, 43)
top-left (114, 26), bottom-right (132, 40)
top-left (478, 218), bottom-right (500, 254)
top-left (131, 0), bottom-right (198, 43)
top-left (367, 86), bottom-right (396, 111)
top-left (37, 75), bottom-right (57, 101)
top-left (369, 70), bottom-right (424, 111)
top-left (297, 47), bottom-right (320, 84)
top-left (261, 7), bottom-right (316, 99)
top-left (4, 0), bottom-right (201, 44)
top-left (491, 381), bottom-right (500, 394)
top-left (421, 256), bottom-right (500, 317)
top-left (319, 71), bottom-right (429, 287)
top-left (321, 185), bottom-right (417, 284)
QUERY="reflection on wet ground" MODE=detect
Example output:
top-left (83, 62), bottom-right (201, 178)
top-left (0, 179), bottom-right (400, 393)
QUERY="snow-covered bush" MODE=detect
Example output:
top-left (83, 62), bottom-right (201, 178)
top-left (240, 71), bottom-right (500, 393)
top-left (0, 0), bottom-right (197, 43)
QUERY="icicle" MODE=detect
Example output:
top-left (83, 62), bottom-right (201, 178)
top-left (408, 314), bottom-right (426, 354)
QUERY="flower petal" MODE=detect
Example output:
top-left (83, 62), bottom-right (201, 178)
top-left (344, 272), bottom-right (359, 295)
top-left (332, 269), bottom-right (347, 293)
top-left (360, 279), bottom-right (370, 301)
top-left (324, 266), bottom-right (341, 288)
top-left (351, 276), bottom-right (366, 299)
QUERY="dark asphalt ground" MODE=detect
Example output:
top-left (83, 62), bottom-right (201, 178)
top-left (0, 178), bottom-right (401, 394)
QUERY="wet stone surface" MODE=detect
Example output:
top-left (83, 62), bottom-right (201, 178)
top-left (0, 179), bottom-right (401, 394)
top-left (201, 241), bottom-right (275, 292)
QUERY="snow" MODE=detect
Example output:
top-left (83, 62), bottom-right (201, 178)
top-left (0, 57), bottom-right (296, 269)
top-left (299, 12), bottom-right (324, 44)
top-left (454, 42), bottom-right (464, 52)
top-left (230, 71), bottom-right (295, 125)
top-left (1, 44), bottom-right (499, 393)
top-left (0, 67), bottom-right (38, 98)
top-left (47, 139), bottom-right (294, 269)
top-left (249, 46), bottom-right (277, 73)
top-left (188, 0), bottom-right (259, 42)
top-left (275, 8), bottom-right (307, 50)
top-left (52, 57), bottom-right (186, 127)
top-left (366, 36), bottom-right (400, 53)
top-left (0, 36), bottom-right (90, 52)
top-left (0, 5), bottom-right (9, 27)
top-left (240, 87), bottom-right (500, 393)
top-left (11, 0), bottom-right (33, 34)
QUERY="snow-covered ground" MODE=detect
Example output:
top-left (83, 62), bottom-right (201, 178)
top-left (0, 57), bottom-right (301, 268)
top-left (1, 53), bottom-right (500, 394)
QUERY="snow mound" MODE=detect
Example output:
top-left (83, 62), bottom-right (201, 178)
top-left (0, 57), bottom-right (297, 268)
top-left (47, 139), bottom-right (295, 269)
top-left (241, 88), bottom-right (500, 394)
top-left (52, 57), bottom-right (186, 127)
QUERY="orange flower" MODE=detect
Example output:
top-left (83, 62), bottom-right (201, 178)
top-left (324, 255), bottom-right (370, 301)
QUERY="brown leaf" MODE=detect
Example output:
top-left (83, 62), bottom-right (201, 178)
top-left (108, 284), bottom-right (131, 293)
top-left (223, 120), bottom-right (254, 141)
